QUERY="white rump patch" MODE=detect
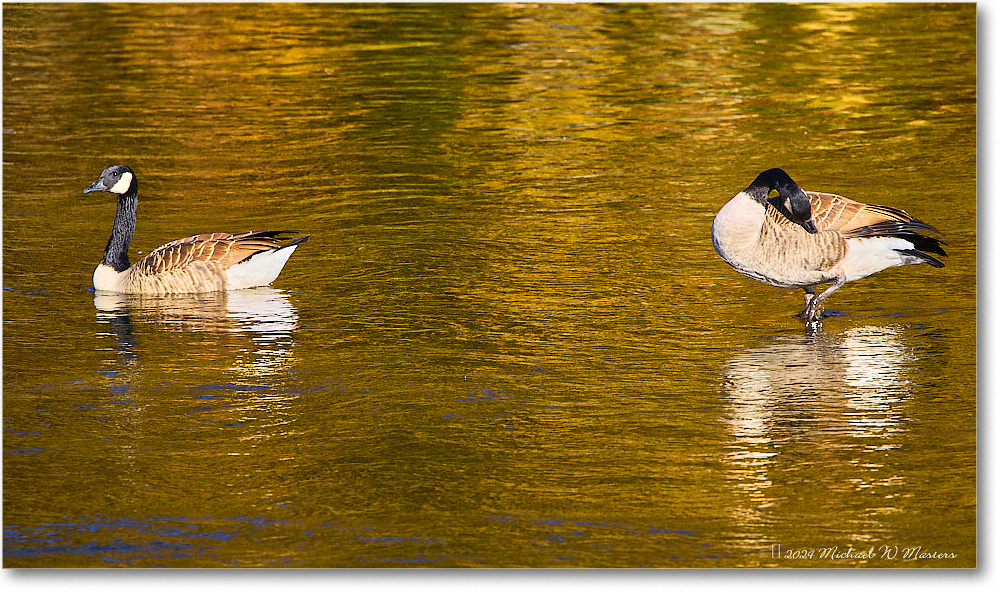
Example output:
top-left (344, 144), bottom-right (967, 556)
top-left (225, 244), bottom-right (300, 290)
top-left (109, 171), bottom-right (133, 194)
top-left (841, 237), bottom-right (913, 283)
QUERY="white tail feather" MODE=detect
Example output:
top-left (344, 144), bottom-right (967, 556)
top-left (225, 244), bottom-right (301, 290)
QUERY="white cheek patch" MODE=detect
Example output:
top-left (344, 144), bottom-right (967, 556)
top-left (109, 172), bottom-right (133, 194)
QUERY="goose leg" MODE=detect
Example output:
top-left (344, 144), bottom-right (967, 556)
top-left (797, 287), bottom-right (818, 319)
top-left (801, 277), bottom-right (846, 321)
top-left (802, 287), bottom-right (816, 313)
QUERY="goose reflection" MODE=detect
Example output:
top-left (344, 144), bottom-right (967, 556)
top-left (719, 324), bottom-right (917, 546)
top-left (723, 325), bottom-right (914, 442)
top-left (93, 287), bottom-right (300, 380)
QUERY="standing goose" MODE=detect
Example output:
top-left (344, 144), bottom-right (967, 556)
top-left (84, 164), bottom-right (309, 295)
top-left (712, 168), bottom-right (945, 321)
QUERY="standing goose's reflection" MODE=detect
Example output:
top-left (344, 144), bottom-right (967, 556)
top-left (93, 287), bottom-right (301, 381)
top-left (719, 324), bottom-right (917, 555)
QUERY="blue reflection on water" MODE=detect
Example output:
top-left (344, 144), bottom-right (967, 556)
top-left (2, 516), bottom-right (281, 563)
top-left (5, 512), bottom-right (717, 565)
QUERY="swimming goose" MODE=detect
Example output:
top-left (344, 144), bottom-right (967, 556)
top-left (84, 165), bottom-right (309, 295)
top-left (712, 168), bottom-right (945, 321)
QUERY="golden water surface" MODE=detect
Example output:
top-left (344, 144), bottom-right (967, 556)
top-left (3, 3), bottom-right (976, 567)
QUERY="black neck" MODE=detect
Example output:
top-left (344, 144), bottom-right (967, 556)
top-left (746, 184), bottom-right (772, 204)
top-left (102, 191), bottom-right (137, 272)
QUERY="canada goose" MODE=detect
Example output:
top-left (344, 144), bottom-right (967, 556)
top-left (712, 168), bottom-right (945, 321)
top-left (83, 165), bottom-right (309, 295)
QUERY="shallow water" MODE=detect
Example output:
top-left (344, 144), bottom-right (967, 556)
top-left (3, 3), bottom-right (976, 567)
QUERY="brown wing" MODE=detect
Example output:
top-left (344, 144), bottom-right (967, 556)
top-left (805, 191), bottom-right (940, 237)
top-left (132, 230), bottom-right (292, 276)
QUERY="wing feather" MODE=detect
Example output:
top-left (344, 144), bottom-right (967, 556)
top-left (132, 230), bottom-right (297, 277)
top-left (806, 191), bottom-right (941, 236)
top-left (803, 191), bottom-right (946, 259)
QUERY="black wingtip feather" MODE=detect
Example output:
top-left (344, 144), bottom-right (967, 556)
top-left (899, 232), bottom-right (947, 257)
top-left (895, 248), bottom-right (945, 268)
top-left (276, 235), bottom-right (310, 250)
top-left (908, 218), bottom-right (943, 235)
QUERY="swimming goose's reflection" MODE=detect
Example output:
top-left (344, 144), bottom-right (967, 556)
top-left (719, 324), bottom-right (917, 548)
top-left (93, 287), bottom-right (300, 379)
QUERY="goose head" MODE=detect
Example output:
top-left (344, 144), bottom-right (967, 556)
top-left (84, 165), bottom-right (136, 196)
top-left (746, 168), bottom-right (818, 234)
